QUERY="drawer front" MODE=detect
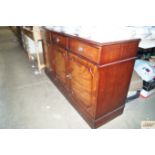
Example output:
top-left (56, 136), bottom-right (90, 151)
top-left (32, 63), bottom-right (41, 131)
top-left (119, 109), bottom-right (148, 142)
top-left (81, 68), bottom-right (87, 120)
top-left (52, 33), bottom-right (67, 48)
top-left (69, 38), bottom-right (100, 63)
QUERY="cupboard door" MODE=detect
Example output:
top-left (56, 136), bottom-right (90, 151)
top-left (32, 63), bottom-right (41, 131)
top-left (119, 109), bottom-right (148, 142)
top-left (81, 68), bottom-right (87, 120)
top-left (54, 45), bottom-right (67, 85)
top-left (68, 53), bottom-right (98, 117)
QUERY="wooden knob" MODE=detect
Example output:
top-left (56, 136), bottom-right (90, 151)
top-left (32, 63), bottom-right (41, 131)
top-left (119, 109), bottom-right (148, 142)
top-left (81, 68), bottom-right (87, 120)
top-left (56, 38), bottom-right (60, 43)
top-left (78, 47), bottom-right (84, 52)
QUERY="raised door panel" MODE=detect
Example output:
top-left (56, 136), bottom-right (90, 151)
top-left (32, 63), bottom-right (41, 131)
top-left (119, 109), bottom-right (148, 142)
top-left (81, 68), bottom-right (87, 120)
top-left (68, 53), bottom-right (98, 117)
top-left (54, 45), bottom-right (67, 85)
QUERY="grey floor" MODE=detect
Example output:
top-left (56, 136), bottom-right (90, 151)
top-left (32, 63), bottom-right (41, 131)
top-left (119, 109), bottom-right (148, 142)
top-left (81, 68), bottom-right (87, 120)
top-left (0, 27), bottom-right (155, 129)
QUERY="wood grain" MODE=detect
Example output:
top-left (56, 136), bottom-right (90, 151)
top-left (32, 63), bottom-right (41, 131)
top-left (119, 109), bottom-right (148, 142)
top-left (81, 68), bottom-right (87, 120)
top-left (42, 29), bottom-right (140, 128)
top-left (69, 38), bottom-right (101, 63)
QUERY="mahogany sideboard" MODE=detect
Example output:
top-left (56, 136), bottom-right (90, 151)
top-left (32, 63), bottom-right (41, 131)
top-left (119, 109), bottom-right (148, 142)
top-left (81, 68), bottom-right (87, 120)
top-left (42, 28), bottom-right (140, 128)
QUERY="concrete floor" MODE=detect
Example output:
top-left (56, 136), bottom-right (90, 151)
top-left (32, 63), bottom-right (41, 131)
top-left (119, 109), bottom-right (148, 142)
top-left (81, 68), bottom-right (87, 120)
top-left (0, 27), bottom-right (155, 129)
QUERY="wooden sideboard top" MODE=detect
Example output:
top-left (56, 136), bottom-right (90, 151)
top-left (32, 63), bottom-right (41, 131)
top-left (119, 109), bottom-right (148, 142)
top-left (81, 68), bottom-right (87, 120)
top-left (42, 27), bottom-right (141, 47)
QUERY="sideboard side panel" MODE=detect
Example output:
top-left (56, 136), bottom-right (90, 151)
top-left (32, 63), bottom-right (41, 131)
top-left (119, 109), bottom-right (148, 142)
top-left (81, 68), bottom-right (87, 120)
top-left (96, 59), bottom-right (135, 119)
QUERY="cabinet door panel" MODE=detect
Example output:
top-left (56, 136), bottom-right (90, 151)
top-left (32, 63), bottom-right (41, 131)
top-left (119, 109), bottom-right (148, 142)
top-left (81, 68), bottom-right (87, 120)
top-left (69, 53), bottom-right (98, 117)
top-left (55, 46), bottom-right (67, 85)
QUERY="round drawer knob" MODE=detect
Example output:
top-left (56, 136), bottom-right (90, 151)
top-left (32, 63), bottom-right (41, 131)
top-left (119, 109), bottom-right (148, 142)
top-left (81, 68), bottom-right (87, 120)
top-left (78, 47), bottom-right (84, 52)
top-left (56, 38), bottom-right (60, 43)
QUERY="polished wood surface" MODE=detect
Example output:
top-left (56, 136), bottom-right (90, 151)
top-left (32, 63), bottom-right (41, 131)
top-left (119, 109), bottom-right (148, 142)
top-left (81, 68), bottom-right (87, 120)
top-left (52, 32), bottom-right (68, 48)
top-left (96, 59), bottom-right (135, 119)
top-left (54, 45), bottom-right (67, 85)
top-left (69, 38), bottom-right (101, 63)
top-left (68, 53), bottom-right (98, 117)
top-left (100, 41), bottom-right (140, 64)
top-left (42, 28), bottom-right (140, 128)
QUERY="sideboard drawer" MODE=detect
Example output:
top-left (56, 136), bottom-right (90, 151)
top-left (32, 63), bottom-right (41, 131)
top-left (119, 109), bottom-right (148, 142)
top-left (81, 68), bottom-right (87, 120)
top-left (52, 33), bottom-right (67, 48)
top-left (69, 38), bottom-right (101, 63)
